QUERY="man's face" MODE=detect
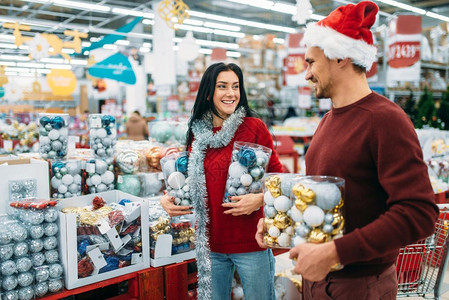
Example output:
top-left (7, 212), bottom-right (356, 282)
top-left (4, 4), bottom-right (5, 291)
top-left (305, 47), bottom-right (334, 99)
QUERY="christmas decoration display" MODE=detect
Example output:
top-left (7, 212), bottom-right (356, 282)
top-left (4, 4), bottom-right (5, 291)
top-left (38, 113), bottom-right (69, 160)
top-left (161, 151), bottom-right (191, 206)
top-left (170, 218), bottom-right (195, 255)
top-left (88, 114), bottom-right (117, 158)
top-left (223, 142), bottom-right (272, 203)
top-left (50, 160), bottom-right (82, 198)
top-left (138, 172), bottom-right (165, 197)
top-left (60, 194), bottom-right (145, 282)
top-left (83, 159), bottom-right (115, 194)
top-left (0, 119), bottom-right (38, 154)
top-left (263, 175), bottom-right (345, 271)
top-left (2, 198), bottom-right (63, 298)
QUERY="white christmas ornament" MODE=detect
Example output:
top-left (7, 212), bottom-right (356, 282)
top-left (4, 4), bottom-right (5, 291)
top-left (290, 206), bottom-right (303, 222)
top-left (268, 226), bottom-right (280, 238)
top-left (307, 182), bottom-right (341, 210)
top-left (168, 172), bottom-right (186, 189)
top-left (303, 205), bottom-right (325, 227)
top-left (264, 191), bottom-right (275, 206)
top-left (277, 232), bottom-right (291, 247)
top-left (273, 195), bottom-right (290, 213)
top-left (228, 162), bottom-right (247, 178)
top-left (240, 174), bottom-right (253, 186)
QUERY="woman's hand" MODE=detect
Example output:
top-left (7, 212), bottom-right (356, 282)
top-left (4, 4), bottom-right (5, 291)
top-left (222, 193), bottom-right (263, 216)
top-left (255, 218), bottom-right (267, 248)
top-left (160, 192), bottom-right (193, 217)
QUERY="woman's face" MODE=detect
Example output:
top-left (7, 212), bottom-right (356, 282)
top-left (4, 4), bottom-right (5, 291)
top-left (212, 70), bottom-right (240, 124)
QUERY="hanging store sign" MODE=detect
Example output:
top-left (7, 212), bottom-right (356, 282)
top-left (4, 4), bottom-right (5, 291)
top-left (386, 15), bottom-right (422, 86)
top-left (88, 53), bottom-right (136, 85)
top-left (46, 69), bottom-right (77, 96)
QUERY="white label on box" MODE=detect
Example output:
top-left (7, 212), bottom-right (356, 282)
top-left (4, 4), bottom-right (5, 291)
top-left (90, 117), bottom-right (102, 128)
top-left (86, 163), bottom-right (95, 174)
top-left (87, 247), bottom-right (107, 270)
top-left (120, 234), bottom-right (132, 250)
top-left (3, 140), bottom-right (12, 150)
top-left (131, 253), bottom-right (143, 265)
top-left (117, 248), bottom-right (133, 256)
top-left (117, 175), bottom-right (123, 184)
top-left (133, 227), bottom-right (141, 238)
top-left (105, 227), bottom-right (124, 251)
top-left (97, 218), bottom-right (111, 235)
top-left (125, 205), bottom-right (140, 223)
top-left (86, 242), bottom-right (109, 253)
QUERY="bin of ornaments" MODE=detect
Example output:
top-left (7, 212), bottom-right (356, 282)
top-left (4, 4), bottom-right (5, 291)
top-left (88, 114), bottom-right (117, 158)
top-left (83, 159), bottom-right (115, 195)
top-left (149, 121), bottom-right (173, 144)
top-left (115, 149), bottom-right (141, 196)
top-left (223, 141), bottom-right (272, 203)
top-left (3, 198), bottom-right (64, 298)
top-left (38, 113), bottom-right (69, 160)
top-left (50, 160), bottom-right (83, 199)
top-left (60, 195), bottom-right (145, 281)
top-left (262, 173), bottom-right (301, 248)
top-left (160, 151), bottom-right (191, 206)
top-left (138, 172), bottom-right (165, 197)
top-left (149, 216), bottom-right (171, 259)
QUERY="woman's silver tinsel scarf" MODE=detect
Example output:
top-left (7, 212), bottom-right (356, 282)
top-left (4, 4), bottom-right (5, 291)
top-left (188, 107), bottom-right (246, 299)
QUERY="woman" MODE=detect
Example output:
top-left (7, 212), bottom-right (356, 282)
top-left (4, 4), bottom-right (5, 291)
top-left (161, 63), bottom-right (283, 299)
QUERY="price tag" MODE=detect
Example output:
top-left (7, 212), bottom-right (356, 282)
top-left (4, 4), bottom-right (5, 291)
top-left (117, 175), bottom-right (123, 184)
top-left (131, 253), bottom-right (143, 265)
top-left (117, 234), bottom-right (131, 252)
top-left (97, 218), bottom-right (111, 235)
top-left (105, 227), bottom-right (124, 251)
top-left (86, 242), bottom-right (109, 253)
top-left (87, 247), bottom-right (107, 270)
top-left (90, 117), bottom-right (102, 128)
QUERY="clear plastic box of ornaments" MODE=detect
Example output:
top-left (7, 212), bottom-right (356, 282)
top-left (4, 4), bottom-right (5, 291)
top-left (160, 151), bottom-right (191, 206)
top-left (83, 158), bottom-right (115, 195)
top-left (57, 192), bottom-right (149, 288)
top-left (170, 216), bottom-right (195, 255)
top-left (38, 113), bottom-right (69, 160)
top-left (114, 147), bottom-right (142, 197)
top-left (263, 175), bottom-right (345, 264)
top-left (88, 114), bottom-right (117, 159)
top-left (50, 160), bottom-right (83, 199)
top-left (148, 120), bottom-right (188, 146)
top-left (223, 141), bottom-right (272, 203)
top-left (2, 198), bottom-right (64, 298)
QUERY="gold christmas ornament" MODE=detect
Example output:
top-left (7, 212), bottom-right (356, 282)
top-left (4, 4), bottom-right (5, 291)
top-left (292, 184), bottom-right (315, 204)
top-left (263, 235), bottom-right (277, 247)
top-left (307, 228), bottom-right (329, 244)
top-left (264, 217), bottom-right (274, 230)
top-left (158, 0), bottom-right (190, 30)
top-left (265, 175), bottom-right (282, 197)
top-left (294, 198), bottom-right (308, 212)
top-left (273, 213), bottom-right (292, 230)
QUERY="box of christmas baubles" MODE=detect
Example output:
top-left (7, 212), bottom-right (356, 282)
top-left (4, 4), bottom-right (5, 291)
top-left (56, 190), bottom-right (149, 289)
top-left (263, 174), bottom-right (345, 270)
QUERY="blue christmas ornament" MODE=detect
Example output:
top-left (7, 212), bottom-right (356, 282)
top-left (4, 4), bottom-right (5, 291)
top-left (78, 239), bottom-right (91, 257)
top-left (99, 256), bottom-right (119, 273)
top-left (51, 116), bottom-right (65, 129)
top-left (175, 156), bottom-right (188, 174)
top-left (238, 147), bottom-right (256, 168)
top-left (39, 116), bottom-right (51, 126)
top-left (101, 115), bottom-right (112, 126)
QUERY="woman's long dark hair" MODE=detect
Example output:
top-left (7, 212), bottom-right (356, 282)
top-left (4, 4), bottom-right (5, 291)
top-left (185, 63), bottom-right (254, 148)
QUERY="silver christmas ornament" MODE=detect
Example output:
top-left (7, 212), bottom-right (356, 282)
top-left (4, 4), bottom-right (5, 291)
top-left (3, 290), bottom-right (19, 300)
top-left (16, 257), bottom-right (32, 273)
top-left (44, 223), bottom-right (58, 236)
top-left (48, 278), bottom-right (63, 293)
top-left (49, 263), bottom-right (63, 278)
top-left (1, 260), bottom-right (17, 276)
top-left (35, 267), bottom-right (50, 282)
top-left (43, 236), bottom-right (57, 250)
top-left (14, 242), bottom-right (29, 257)
top-left (29, 239), bottom-right (44, 253)
top-left (44, 208), bottom-right (58, 223)
top-left (11, 223), bottom-right (28, 242)
top-left (2, 275), bottom-right (18, 291)
top-left (34, 281), bottom-right (49, 297)
top-left (0, 244), bottom-right (14, 260)
top-left (17, 272), bottom-right (34, 287)
top-left (29, 225), bottom-right (45, 239)
top-left (18, 286), bottom-right (34, 300)
top-left (31, 252), bottom-right (46, 267)
top-left (44, 250), bottom-right (59, 264)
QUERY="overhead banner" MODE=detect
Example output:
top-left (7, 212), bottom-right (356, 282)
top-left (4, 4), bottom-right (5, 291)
top-left (47, 69), bottom-right (77, 96)
top-left (387, 15), bottom-right (422, 86)
top-left (285, 33), bottom-right (307, 87)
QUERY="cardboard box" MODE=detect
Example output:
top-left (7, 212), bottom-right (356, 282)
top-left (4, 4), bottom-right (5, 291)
top-left (0, 158), bottom-right (49, 214)
top-left (57, 190), bottom-right (150, 289)
top-left (150, 234), bottom-right (196, 267)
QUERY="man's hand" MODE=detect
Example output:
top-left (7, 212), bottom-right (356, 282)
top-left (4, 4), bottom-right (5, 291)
top-left (289, 241), bottom-right (340, 282)
top-left (160, 192), bottom-right (193, 217)
top-left (255, 218), bottom-right (268, 248)
top-left (222, 193), bottom-right (263, 216)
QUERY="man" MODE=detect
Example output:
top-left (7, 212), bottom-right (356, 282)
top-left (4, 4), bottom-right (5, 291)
top-left (256, 1), bottom-right (439, 298)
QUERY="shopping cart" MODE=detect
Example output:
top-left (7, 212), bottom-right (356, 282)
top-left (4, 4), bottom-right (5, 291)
top-left (396, 205), bottom-right (449, 299)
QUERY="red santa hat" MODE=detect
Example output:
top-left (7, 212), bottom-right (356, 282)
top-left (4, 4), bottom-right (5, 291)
top-left (302, 1), bottom-right (378, 70)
